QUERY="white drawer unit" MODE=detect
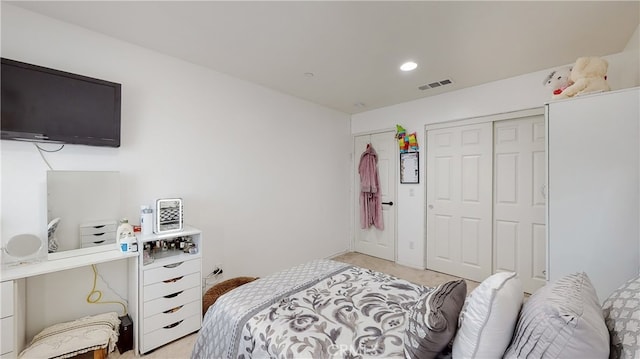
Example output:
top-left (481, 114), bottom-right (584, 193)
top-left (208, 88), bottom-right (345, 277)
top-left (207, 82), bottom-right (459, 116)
top-left (136, 227), bottom-right (202, 354)
top-left (80, 220), bottom-right (117, 249)
top-left (1, 281), bottom-right (15, 358)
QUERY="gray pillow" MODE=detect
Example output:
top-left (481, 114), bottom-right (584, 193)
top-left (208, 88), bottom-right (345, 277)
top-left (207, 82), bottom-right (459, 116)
top-left (504, 272), bottom-right (609, 359)
top-left (602, 275), bottom-right (640, 359)
top-left (404, 279), bottom-right (466, 359)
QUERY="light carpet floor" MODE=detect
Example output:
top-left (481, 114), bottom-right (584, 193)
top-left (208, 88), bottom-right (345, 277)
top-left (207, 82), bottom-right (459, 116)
top-left (111, 252), bottom-right (479, 358)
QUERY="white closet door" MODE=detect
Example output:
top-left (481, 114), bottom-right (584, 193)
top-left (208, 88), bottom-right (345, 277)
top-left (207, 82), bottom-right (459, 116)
top-left (354, 132), bottom-right (397, 261)
top-left (494, 115), bottom-right (546, 294)
top-left (426, 122), bottom-right (493, 281)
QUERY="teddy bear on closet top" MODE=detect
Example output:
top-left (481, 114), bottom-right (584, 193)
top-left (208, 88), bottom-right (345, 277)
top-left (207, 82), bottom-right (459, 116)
top-left (552, 56), bottom-right (611, 100)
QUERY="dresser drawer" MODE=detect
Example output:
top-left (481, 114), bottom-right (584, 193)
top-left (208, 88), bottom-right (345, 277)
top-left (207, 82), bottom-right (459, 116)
top-left (143, 259), bottom-right (200, 285)
top-left (80, 221), bottom-right (117, 235)
top-left (143, 287), bottom-right (200, 318)
top-left (81, 231), bottom-right (116, 245)
top-left (1, 316), bottom-right (14, 355)
top-left (143, 300), bottom-right (200, 334)
top-left (1, 282), bottom-right (13, 319)
top-left (142, 314), bottom-right (200, 354)
top-left (144, 272), bottom-right (200, 301)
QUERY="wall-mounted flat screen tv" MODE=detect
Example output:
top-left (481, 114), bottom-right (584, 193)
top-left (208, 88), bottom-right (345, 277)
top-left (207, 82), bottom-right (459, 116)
top-left (1, 58), bottom-right (121, 147)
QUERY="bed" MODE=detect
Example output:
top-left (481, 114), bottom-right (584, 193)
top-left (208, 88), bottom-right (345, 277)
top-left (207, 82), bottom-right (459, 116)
top-left (191, 259), bottom-right (431, 358)
top-left (192, 258), bottom-right (640, 359)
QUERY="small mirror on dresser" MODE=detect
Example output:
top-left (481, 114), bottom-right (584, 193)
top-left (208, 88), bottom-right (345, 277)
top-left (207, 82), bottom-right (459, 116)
top-left (47, 171), bottom-right (121, 258)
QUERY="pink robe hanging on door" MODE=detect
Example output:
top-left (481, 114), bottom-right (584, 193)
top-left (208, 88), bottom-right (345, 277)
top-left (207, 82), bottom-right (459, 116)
top-left (359, 145), bottom-right (384, 230)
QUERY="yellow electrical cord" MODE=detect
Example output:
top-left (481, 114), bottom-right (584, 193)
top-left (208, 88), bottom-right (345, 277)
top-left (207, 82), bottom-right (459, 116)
top-left (87, 264), bottom-right (128, 315)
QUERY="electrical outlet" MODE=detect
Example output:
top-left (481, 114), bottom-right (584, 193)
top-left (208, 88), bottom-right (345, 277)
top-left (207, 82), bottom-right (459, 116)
top-left (211, 264), bottom-right (223, 276)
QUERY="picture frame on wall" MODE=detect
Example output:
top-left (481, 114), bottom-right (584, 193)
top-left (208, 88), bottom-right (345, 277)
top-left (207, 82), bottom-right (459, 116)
top-left (400, 152), bottom-right (419, 184)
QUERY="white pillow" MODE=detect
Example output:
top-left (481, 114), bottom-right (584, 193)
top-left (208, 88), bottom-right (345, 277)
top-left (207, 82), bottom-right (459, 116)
top-left (452, 271), bottom-right (523, 358)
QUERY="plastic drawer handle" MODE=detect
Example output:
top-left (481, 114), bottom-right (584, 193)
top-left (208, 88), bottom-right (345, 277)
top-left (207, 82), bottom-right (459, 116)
top-left (93, 225), bottom-right (106, 229)
top-left (163, 276), bottom-right (184, 283)
top-left (163, 320), bottom-right (184, 329)
top-left (92, 233), bottom-right (105, 236)
top-left (163, 291), bottom-right (183, 299)
top-left (163, 305), bottom-right (183, 314)
top-left (164, 262), bottom-right (184, 269)
top-left (92, 240), bottom-right (106, 244)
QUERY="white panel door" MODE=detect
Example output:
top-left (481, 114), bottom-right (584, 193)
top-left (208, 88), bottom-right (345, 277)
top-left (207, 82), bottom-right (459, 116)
top-left (354, 132), bottom-right (396, 261)
top-left (494, 115), bottom-right (546, 294)
top-left (426, 123), bottom-right (493, 281)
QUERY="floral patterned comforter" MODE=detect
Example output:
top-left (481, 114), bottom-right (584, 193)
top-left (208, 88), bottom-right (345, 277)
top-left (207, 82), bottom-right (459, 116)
top-left (191, 259), bottom-right (430, 359)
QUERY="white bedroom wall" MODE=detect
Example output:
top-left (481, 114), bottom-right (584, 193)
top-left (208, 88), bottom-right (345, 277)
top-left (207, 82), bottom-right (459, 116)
top-left (625, 24), bottom-right (639, 51)
top-left (1, 4), bottom-right (351, 338)
top-left (352, 48), bottom-right (640, 269)
top-left (624, 25), bottom-right (640, 87)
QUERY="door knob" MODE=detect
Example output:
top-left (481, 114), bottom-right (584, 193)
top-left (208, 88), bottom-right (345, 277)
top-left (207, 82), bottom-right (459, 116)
top-left (428, 204), bottom-right (434, 209)
top-left (382, 201), bottom-right (394, 206)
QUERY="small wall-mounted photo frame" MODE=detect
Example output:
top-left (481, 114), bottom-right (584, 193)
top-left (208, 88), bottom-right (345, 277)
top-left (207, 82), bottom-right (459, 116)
top-left (400, 152), bottom-right (419, 184)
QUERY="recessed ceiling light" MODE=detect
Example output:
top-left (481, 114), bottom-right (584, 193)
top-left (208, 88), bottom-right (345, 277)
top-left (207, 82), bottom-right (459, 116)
top-left (400, 61), bottom-right (418, 72)
top-left (304, 72), bottom-right (314, 78)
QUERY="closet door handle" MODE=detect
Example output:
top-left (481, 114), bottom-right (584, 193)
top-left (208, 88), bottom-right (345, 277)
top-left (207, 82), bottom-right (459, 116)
top-left (382, 201), bottom-right (394, 206)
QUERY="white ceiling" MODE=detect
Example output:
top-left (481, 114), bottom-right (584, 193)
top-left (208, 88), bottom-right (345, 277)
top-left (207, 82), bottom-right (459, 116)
top-left (8, 1), bottom-right (639, 114)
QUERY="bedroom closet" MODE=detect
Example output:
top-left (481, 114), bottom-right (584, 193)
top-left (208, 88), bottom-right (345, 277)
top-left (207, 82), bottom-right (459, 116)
top-left (546, 87), bottom-right (639, 302)
top-left (426, 109), bottom-right (547, 294)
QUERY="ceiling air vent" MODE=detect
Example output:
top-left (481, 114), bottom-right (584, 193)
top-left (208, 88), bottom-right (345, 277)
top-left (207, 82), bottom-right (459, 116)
top-left (419, 78), bottom-right (453, 91)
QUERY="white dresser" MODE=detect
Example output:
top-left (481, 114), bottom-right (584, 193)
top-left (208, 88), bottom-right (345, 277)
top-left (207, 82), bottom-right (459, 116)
top-left (1, 281), bottom-right (15, 358)
top-left (135, 227), bottom-right (202, 354)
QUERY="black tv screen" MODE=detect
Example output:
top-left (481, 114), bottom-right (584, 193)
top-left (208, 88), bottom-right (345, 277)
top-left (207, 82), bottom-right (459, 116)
top-left (1, 58), bottom-right (121, 147)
